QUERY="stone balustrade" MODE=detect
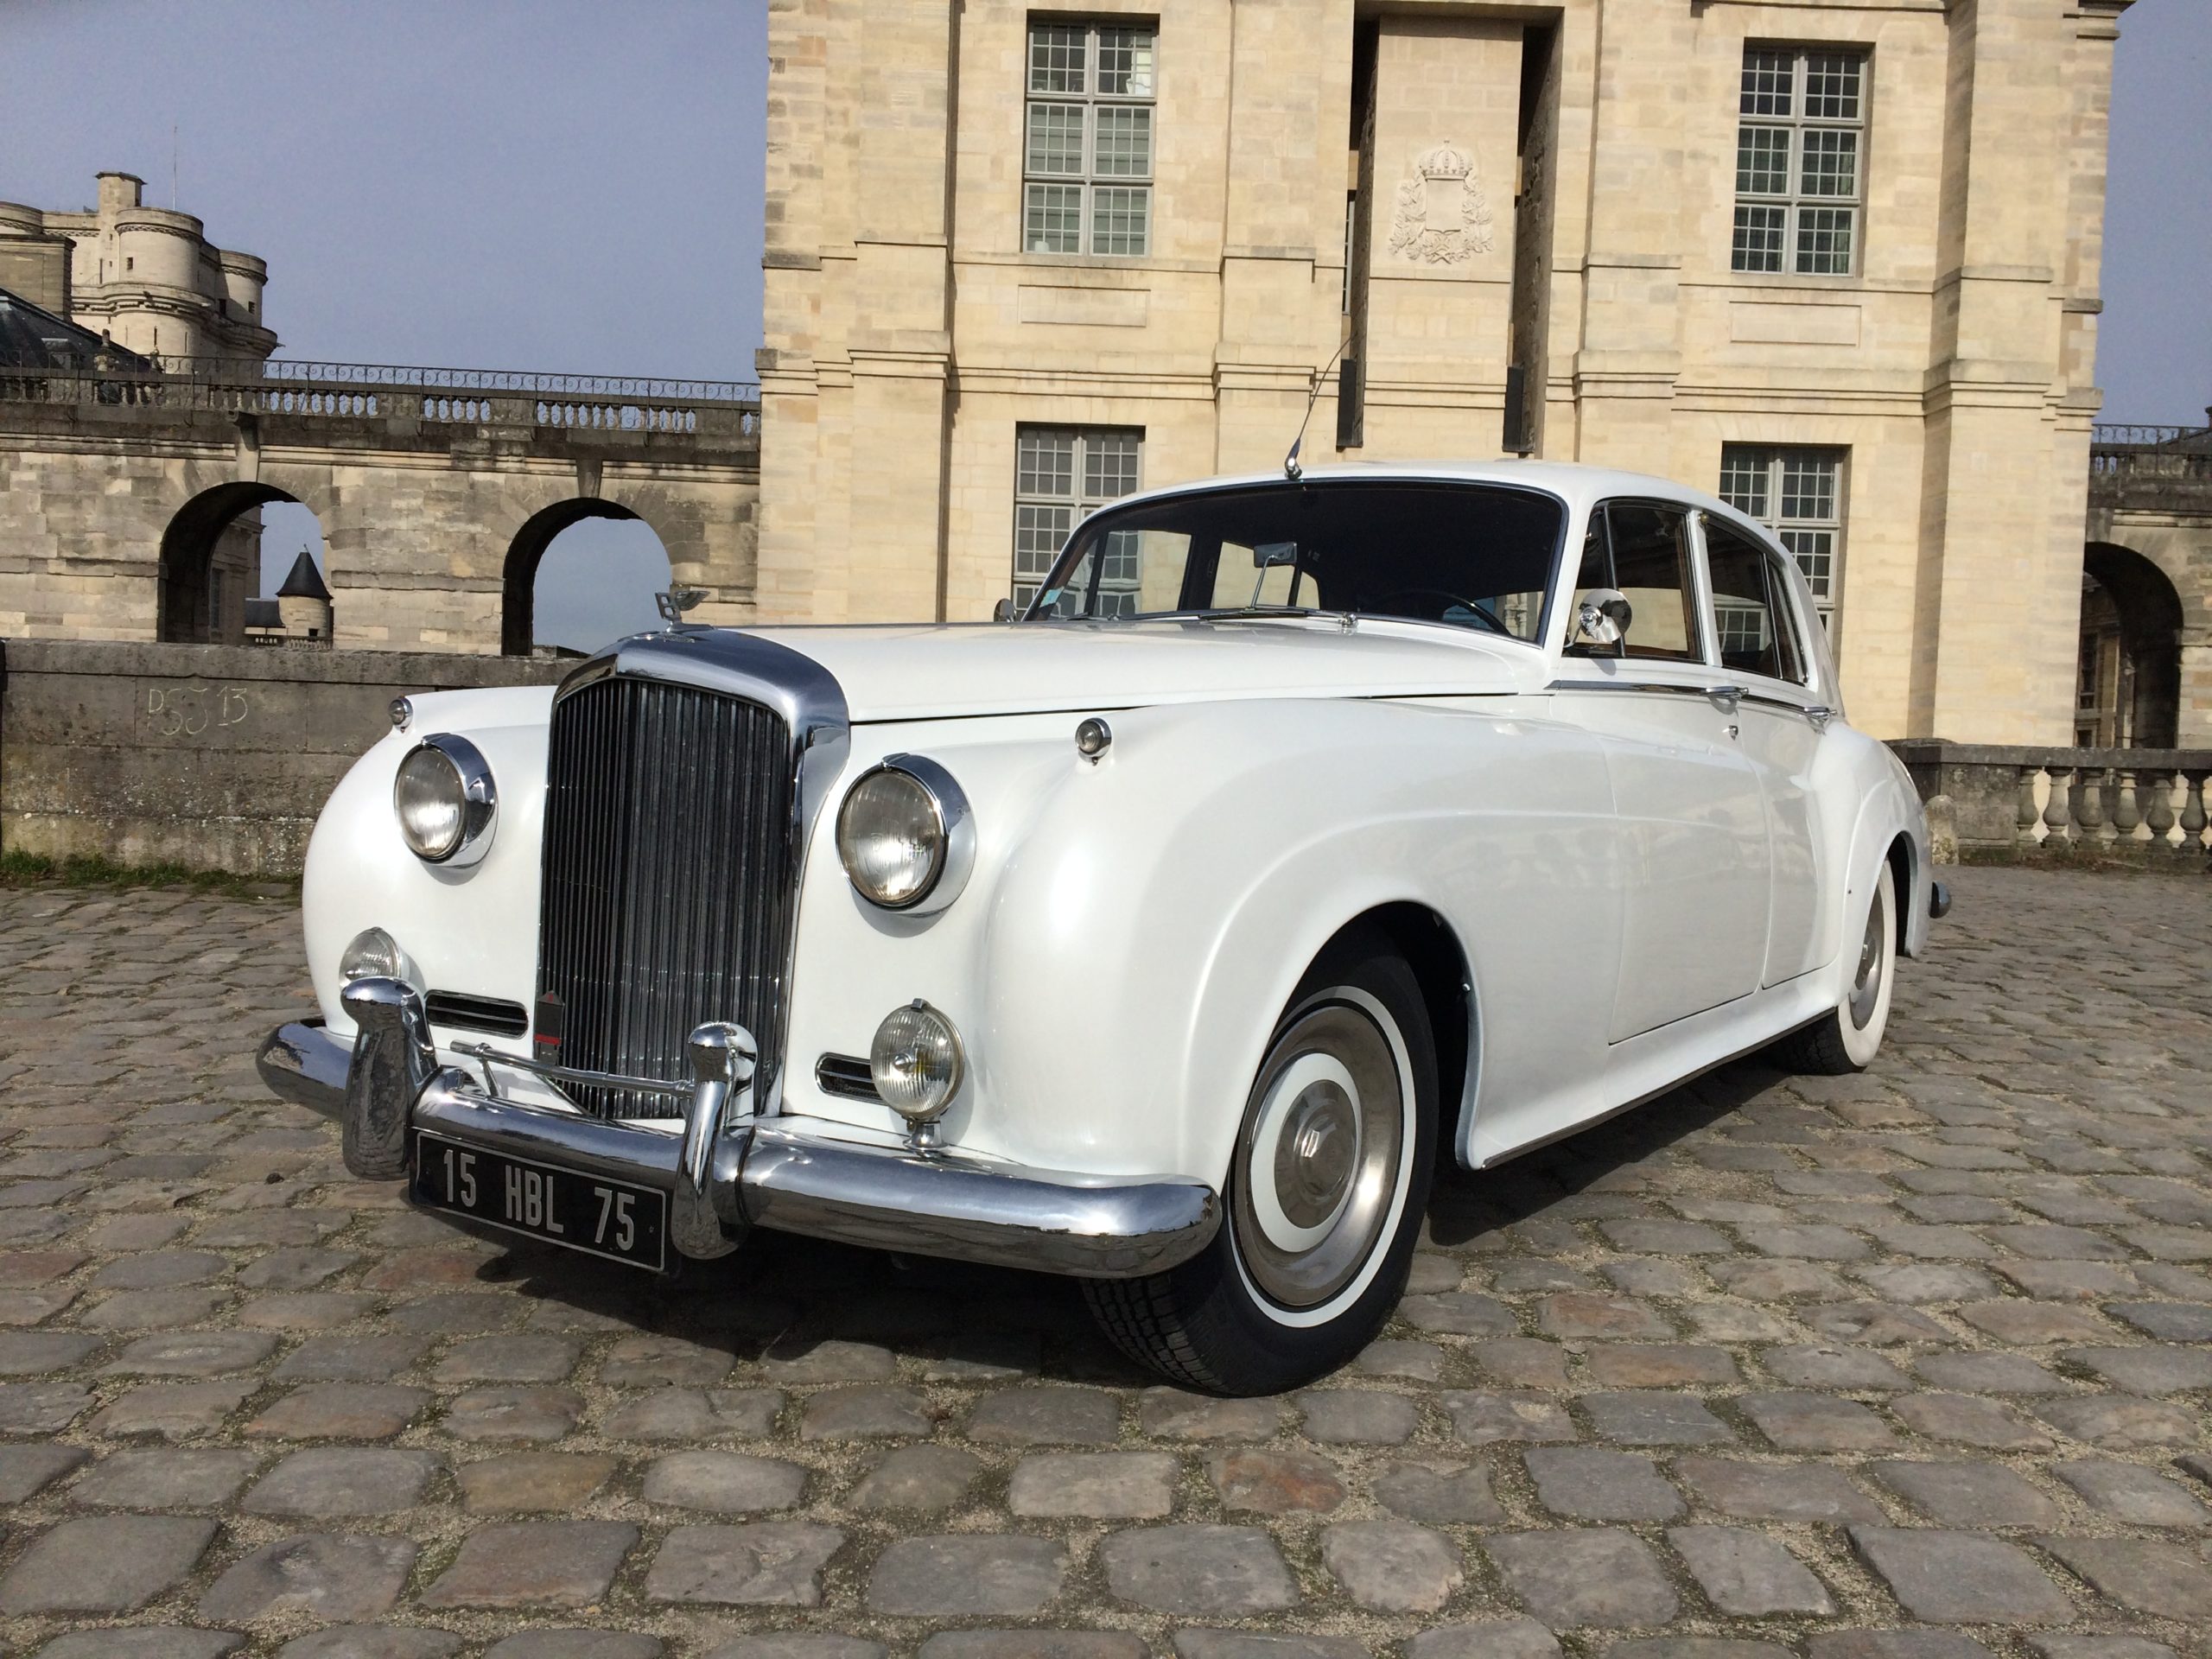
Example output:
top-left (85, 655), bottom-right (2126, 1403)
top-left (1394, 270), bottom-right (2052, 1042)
top-left (0, 357), bottom-right (760, 444)
top-left (1891, 741), bottom-right (2212, 864)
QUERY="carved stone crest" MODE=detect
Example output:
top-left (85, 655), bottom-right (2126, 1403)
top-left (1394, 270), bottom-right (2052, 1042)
top-left (1387, 139), bottom-right (1495, 264)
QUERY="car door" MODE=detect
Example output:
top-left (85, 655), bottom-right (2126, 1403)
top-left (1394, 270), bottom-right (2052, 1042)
top-left (1553, 500), bottom-right (1771, 1041)
top-left (1700, 513), bottom-right (1828, 986)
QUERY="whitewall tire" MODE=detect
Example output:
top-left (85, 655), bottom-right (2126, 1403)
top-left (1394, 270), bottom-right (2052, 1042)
top-left (1774, 860), bottom-right (1897, 1075)
top-left (1084, 931), bottom-right (1437, 1395)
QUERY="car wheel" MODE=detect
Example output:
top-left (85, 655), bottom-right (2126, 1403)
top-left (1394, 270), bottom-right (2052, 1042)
top-left (1084, 932), bottom-right (1437, 1395)
top-left (1772, 860), bottom-right (1897, 1075)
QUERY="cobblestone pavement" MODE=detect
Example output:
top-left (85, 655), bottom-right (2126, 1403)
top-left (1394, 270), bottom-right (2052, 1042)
top-left (1, 868), bottom-right (2209, 1659)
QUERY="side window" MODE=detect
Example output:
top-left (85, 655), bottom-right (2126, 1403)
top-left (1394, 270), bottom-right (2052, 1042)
top-left (1705, 518), bottom-right (1808, 684)
top-left (1571, 504), bottom-right (1699, 662)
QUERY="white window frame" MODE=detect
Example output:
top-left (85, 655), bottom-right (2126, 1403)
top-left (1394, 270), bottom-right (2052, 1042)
top-left (1731, 45), bottom-right (1869, 277)
top-left (1023, 19), bottom-right (1157, 258)
top-left (1719, 445), bottom-right (1847, 636)
top-left (1011, 426), bottom-right (1144, 614)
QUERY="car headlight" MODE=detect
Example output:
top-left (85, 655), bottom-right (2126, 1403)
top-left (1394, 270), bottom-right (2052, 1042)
top-left (393, 734), bottom-right (497, 867)
top-left (339, 927), bottom-right (423, 992)
top-left (836, 754), bottom-right (974, 913)
top-left (870, 999), bottom-right (964, 1130)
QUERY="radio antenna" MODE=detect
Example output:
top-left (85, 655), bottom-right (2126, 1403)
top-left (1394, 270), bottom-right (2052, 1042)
top-left (1284, 335), bottom-right (1353, 480)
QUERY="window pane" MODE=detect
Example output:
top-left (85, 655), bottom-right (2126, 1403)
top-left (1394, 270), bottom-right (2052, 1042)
top-left (1718, 448), bottom-right (1773, 518)
top-left (1706, 524), bottom-right (1789, 681)
top-left (1782, 528), bottom-right (1835, 600)
top-left (1603, 504), bottom-right (1700, 661)
top-left (1014, 503), bottom-right (1073, 578)
top-left (1017, 430), bottom-right (1075, 498)
top-left (1084, 432), bottom-right (1141, 500)
top-left (1097, 28), bottom-right (1155, 97)
top-left (1732, 205), bottom-right (1785, 273)
top-left (1090, 186), bottom-right (1150, 255)
top-left (1029, 25), bottom-right (1084, 94)
top-left (1737, 125), bottom-right (1790, 195)
top-left (1778, 454), bottom-right (1838, 521)
top-left (1803, 52), bottom-right (1862, 120)
top-left (1093, 105), bottom-right (1152, 177)
top-left (1026, 103), bottom-right (1084, 175)
top-left (1800, 129), bottom-right (1859, 199)
top-left (1023, 182), bottom-right (1084, 253)
top-left (1741, 48), bottom-right (1793, 116)
top-left (1794, 207), bottom-right (1855, 274)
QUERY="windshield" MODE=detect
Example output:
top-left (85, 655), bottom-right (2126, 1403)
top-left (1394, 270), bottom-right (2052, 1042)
top-left (1022, 480), bottom-right (1566, 641)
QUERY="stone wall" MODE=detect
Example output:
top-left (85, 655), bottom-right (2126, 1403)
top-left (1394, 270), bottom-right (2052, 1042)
top-left (0, 639), bottom-right (563, 875)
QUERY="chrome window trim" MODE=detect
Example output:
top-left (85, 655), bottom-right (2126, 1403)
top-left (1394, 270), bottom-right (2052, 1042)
top-left (550, 632), bottom-right (853, 1119)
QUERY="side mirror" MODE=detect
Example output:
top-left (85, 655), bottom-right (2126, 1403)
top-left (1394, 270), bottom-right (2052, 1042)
top-left (993, 597), bottom-right (1015, 623)
top-left (1571, 588), bottom-right (1631, 650)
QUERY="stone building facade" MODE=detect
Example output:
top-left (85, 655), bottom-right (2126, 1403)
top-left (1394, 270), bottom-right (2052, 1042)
top-left (0, 172), bottom-right (276, 365)
top-left (756, 0), bottom-right (2134, 745)
top-left (1, 172), bottom-right (281, 645)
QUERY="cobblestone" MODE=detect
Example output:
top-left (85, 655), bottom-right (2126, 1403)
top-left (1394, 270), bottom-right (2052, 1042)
top-left (0, 869), bottom-right (2209, 1652)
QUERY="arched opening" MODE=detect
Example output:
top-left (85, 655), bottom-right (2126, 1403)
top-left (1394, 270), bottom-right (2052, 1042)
top-left (504, 499), bottom-right (673, 658)
top-left (2076, 542), bottom-right (2183, 748)
top-left (160, 482), bottom-right (302, 644)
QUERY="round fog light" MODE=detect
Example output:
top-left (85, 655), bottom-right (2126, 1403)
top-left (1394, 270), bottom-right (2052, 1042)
top-left (870, 999), bottom-right (964, 1133)
top-left (340, 927), bottom-right (422, 991)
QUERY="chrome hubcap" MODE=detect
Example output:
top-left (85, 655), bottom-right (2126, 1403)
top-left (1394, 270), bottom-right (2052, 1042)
top-left (1233, 1001), bottom-right (1404, 1309)
top-left (1848, 891), bottom-right (1886, 1030)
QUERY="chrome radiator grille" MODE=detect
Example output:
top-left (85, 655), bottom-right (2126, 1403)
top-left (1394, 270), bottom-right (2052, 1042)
top-left (537, 674), bottom-right (796, 1120)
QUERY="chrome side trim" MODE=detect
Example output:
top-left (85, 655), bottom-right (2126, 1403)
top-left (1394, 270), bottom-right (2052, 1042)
top-left (257, 1020), bottom-right (348, 1121)
top-left (741, 1128), bottom-right (1221, 1279)
top-left (1547, 678), bottom-right (1748, 703)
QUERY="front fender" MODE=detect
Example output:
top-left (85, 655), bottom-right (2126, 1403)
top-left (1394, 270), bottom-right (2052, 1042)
top-left (778, 696), bottom-right (1618, 1186)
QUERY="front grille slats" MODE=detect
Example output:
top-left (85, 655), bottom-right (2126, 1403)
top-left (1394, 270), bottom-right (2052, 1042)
top-left (425, 991), bottom-right (529, 1038)
top-left (537, 676), bottom-right (796, 1120)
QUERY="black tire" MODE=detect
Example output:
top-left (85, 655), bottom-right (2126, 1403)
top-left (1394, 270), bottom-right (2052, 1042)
top-left (1085, 931), bottom-right (1437, 1395)
top-left (1770, 861), bottom-right (1897, 1076)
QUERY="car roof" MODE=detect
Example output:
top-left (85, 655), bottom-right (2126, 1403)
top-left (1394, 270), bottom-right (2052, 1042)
top-left (1105, 458), bottom-right (1751, 527)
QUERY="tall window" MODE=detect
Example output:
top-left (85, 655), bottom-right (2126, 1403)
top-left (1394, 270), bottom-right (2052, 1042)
top-left (1719, 446), bottom-right (1846, 632)
top-left (1012, 426), bottom-right (1141, 613)
top-left (1731, 46), bottom-right (1867, 276)
top-left (1024, 21), bottom-right (1156, 257)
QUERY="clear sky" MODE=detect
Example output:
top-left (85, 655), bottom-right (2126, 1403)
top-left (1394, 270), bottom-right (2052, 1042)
top-left (2, 0), bottom-right (2205, 646)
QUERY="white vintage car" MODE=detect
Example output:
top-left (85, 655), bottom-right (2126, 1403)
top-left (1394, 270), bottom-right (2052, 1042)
top-left (260, 461), bottom-right (1944, 1394)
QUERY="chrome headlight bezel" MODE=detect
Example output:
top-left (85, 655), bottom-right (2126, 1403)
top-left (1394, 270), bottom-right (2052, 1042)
top-left (835, 753), bottom-right (975, 915)
top-left (393, 733), bottom-right (497, 868)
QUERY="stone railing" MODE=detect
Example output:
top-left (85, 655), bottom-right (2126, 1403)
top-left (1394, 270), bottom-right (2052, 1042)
top-left (2088, 422), bottom-right (2212, 513)
top-left (0, 356), bottom-right (761, 444)
top-left (1891, 741), bottom-right (2212, 864)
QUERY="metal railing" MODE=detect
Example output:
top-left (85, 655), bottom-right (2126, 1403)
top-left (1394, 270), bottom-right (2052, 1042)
top-left (2089, 423), bottom-right (2209, 449)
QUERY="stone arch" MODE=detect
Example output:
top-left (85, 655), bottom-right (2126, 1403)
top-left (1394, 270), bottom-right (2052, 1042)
top-left (159, 480), bottom-right (304, 643)
top-left (2080, 541), bottom-right (2184, 748)
top-left (501, 497), bottom-right (669, 657)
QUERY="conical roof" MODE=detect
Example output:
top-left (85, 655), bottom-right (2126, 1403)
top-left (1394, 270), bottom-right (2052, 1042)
top-left (276, 550), bottom-right (330, 601)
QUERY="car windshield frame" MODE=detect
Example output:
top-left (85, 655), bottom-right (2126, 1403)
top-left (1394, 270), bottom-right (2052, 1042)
top-left (1017, 477), bottom-right (1573, 646)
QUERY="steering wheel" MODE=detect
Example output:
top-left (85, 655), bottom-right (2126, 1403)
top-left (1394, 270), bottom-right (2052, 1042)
top-left (1366, 587), bottom-right (1516, 637)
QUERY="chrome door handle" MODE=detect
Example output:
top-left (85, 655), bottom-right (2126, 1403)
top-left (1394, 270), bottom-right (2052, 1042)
top-left (1802, 704), bottom-right (1835, 729)
top-left (1702, 683), bottom-right (1746, 708)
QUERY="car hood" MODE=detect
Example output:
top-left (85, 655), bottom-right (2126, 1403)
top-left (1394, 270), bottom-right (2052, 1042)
top-left (742, 619), bottom-right (1536, 721)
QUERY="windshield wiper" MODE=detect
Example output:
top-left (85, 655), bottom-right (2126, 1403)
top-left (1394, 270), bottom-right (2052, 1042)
top-left (1186, 605), bottom-right (1359, 630)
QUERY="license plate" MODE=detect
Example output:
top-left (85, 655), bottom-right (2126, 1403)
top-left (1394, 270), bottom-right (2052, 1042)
top-left (410, 1132), bottom-right (670, 1271)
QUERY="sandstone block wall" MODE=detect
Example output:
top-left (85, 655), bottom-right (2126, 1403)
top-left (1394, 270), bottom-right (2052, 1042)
top-left (0, 639), bottom-right (563, 875)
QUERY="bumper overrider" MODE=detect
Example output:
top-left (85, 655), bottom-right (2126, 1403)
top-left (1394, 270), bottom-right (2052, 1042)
top-left (257, 977), bottom-right (1220, 1279)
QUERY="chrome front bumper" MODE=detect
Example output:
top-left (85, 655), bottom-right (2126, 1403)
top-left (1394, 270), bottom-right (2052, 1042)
top-left (256, 988), bottom-right (1219, 1281)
